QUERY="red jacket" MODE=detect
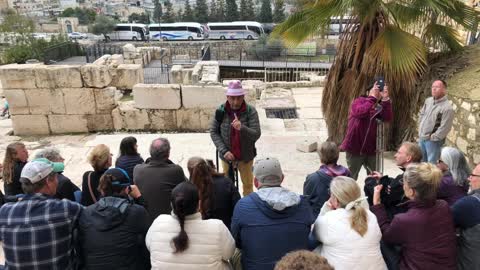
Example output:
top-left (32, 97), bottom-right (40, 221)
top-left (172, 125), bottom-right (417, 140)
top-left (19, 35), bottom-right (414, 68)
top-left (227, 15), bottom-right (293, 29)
top-left (371, 200), bottom-right (457, 270)
top-left (340, 96), bottom-right (392, 155)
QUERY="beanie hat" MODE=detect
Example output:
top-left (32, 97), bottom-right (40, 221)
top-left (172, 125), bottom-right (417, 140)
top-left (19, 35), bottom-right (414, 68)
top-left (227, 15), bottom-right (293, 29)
top-left (226, 80), bottom-right (246, 96)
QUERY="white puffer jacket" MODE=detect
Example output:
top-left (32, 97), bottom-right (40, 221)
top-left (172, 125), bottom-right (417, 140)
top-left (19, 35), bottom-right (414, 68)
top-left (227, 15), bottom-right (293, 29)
top-left (314, 205), bottom-right (387, 270)
top-left (146, 212), bottom-right (235, 270)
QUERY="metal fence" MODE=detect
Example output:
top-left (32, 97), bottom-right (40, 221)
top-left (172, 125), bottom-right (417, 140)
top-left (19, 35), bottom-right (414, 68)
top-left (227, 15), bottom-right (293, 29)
top-left (43, 42), bottom-right (84, 65)
top-left (144, 58), bottom-right (171, 84)
top-left (84, 43), bottom-right (123, 63)
top-left (264, 67), bottom-right (330, 82)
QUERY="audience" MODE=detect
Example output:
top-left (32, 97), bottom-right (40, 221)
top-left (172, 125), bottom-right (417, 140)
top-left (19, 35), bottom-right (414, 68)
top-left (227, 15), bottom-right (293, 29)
top-left (274, 251), bottom-right (334, 270)
top-left (146, 181), bottom-right (235, 269)
top-left (81, 144), bottom-right (112, 206)
top-left (436, 147), bottom-right (470, 205)
top-left (364, 142), bottom-right (422, 217)
top-left (371, 163), bottom-right (457, 270)
top-left (115, 136), bottom-right (144, 181)
top-left (78, 168), bottom-right (150, 270)
top-left (0, 158), bottom-right (83, 269)
top-left (2, 142), bottom-right (29, 196)
top-left (451, 163), bottom-right (480, 270)
top-left (34, 147), bottom-right (80, 201)
top-left (313, 176), bottom-right (386, 269)
top-left (304, 141), bottom-right (351, 218)
top-left (231, 157), bottom-right (314, 270)
top-left (134, 137), bottom-right (187, 220)
top-left (187, 157), bottom-right (241, 229)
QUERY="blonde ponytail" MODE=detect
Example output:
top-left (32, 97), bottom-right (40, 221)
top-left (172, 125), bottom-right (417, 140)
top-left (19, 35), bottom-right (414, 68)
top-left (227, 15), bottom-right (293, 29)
top-left (404, 163), bottom-right (441, 202)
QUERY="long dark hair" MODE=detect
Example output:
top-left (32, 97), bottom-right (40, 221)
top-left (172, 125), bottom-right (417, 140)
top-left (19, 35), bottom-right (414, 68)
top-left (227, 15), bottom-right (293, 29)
top-left (171, 182), bottom-right (199, 253)
top-left (190, 159), bottom-right (214, 219)
top-left (98, 174), bottom-right (125, 197)
top-left (3, 142), bottom-right (25, 184)
top-left (119, 136), bottom-right (139, 156)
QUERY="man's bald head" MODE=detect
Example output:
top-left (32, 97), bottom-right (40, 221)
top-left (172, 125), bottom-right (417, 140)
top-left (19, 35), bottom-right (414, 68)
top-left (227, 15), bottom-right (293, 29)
top-left (150, 137), bottom-right (170, 160)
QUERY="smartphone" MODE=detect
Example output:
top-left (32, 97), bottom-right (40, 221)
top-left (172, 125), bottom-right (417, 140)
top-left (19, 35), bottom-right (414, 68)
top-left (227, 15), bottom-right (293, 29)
top-left (376, 76), bottom-right (385, 92)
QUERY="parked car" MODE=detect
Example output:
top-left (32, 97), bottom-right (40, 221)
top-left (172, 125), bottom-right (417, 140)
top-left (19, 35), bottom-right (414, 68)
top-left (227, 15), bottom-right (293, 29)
top-left (32, 33), bottom-right (47, 39)
top-left (68, 32), bottom-right (88, 39)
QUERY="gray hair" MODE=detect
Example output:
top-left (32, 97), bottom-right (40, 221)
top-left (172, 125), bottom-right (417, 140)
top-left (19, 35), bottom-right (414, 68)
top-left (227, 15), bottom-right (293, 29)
top-left (34, 147), bottom-right (62, 161)
top-left (150, 137), bottom-right (170, 160)
top-left (440, 147), bottom-right (471, 187)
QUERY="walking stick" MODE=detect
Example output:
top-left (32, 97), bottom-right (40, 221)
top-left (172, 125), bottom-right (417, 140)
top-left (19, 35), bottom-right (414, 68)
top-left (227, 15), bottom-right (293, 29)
top-left (376, 119), bottom-right (385, 174)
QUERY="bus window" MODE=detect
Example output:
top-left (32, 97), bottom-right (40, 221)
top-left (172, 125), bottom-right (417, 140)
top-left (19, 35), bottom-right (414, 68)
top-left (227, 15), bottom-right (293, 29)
top-left (187, 27), bottom-right (201, 34)
top-left (115, 26), bottom-right (131, 31)
top-left (248, 26), bottom-right (262, 35)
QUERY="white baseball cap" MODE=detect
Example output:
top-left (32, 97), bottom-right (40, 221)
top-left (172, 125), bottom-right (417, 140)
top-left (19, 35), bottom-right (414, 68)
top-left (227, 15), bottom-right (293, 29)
top-left (21, 158), bottom-right (64, 184)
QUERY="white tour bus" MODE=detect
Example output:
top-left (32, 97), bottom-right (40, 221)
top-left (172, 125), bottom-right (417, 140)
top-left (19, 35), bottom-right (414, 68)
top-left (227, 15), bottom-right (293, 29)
top-left (148, 22), bottom-right (206, 41)
top-left (105, 23), bottom-right (149, 41)
top-left (329, 16), bottom-right (356, 35)
top-left (206, 21), bottom-right (264, 40)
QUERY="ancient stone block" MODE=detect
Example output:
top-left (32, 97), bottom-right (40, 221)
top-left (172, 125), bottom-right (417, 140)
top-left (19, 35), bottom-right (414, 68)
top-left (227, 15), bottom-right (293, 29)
top-left (182, 85), bottom-right (225, 109)
top-left (109, 54), bottom-right (124, 67)
top-left (80, 64), bottom-right (112, 88)
top-left (0, 64), bottom-right (37, 89)
top-left (12, 115), bottom-right (50, 135)
top-left (48, 115), bottom-right (88, 134)
top-left (176, 108), bottom-right (215, 131)
top-left (112, 101), bottom-right (150, 130)
top-left (170, 65), bottom-right (183, 84)
top-left (86, 114), bottom-right (114, 131)
top-left (62, 88), bottom-right (96, 115)
top-left (25, 88), bottom-right (65, 114)
top-left (93, 55), bottom-right (111, 65)
top-left (149, 110), bottom-right (177, 130)
top-left (3, 89), bottom-right (29, 114)
top-left (133, 84), bottom-right (181, 109)
top-left (133, 58), bottom-right (143, 65)
top-left (112, 64), bottom-right (144, 90)
top-left (296, 137), bottom-right (318, 152)
top-left (93, 87), bottom-right (117, 114)
top-left (35, 65), bottom-right (83, 88)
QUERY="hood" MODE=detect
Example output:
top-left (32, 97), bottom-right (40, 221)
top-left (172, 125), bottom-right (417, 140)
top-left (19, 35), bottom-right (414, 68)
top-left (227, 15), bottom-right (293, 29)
top-left (252, 187), bottom-right (302, 218)
top-left (319, 164), bottom-right (350, 177)
top-left (85, 197), bottom-right (131, 231)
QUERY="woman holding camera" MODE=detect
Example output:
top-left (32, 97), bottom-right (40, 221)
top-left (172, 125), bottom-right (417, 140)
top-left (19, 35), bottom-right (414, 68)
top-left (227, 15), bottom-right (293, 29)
top-left (371, 163), bottom-right (457, 270)
top-left (340, 79), bottom-right (392, 180)
top-left (78, 168), bottom-right (151, 270)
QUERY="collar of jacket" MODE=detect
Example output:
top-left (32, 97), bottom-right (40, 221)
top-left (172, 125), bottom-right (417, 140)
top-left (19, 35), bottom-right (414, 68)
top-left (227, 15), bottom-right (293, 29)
top-left (148, 158), bottom-right (174, 166)
top-left (433, 95), bottom-right (448, 104)
top-left (398, 199), bottom-right (436, 209)
top-left (469, 188), bottom-right (480, 196)
top-left (171, 212), bottom-right (202, 221)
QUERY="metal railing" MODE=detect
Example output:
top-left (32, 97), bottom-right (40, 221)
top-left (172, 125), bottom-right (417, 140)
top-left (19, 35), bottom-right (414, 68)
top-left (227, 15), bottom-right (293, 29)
top-left (84, 43), bottom-right (123, 63)
top-left (43, 42), bottom-right (84, 65)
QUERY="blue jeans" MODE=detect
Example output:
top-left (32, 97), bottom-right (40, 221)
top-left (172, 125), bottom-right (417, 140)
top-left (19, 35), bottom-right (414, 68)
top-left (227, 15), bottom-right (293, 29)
top-left (419, 138), bottom-right (444, 163)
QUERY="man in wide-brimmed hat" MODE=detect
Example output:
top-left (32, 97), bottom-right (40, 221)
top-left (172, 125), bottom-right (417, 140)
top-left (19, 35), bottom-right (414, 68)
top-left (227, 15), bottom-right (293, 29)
top-left (210, 80), bottom-right (261, 196)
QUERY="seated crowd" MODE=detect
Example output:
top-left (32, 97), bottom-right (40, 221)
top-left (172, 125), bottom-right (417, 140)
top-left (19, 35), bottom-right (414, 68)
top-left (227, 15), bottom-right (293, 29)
top-left (0, 138), bottom-right (478, 270)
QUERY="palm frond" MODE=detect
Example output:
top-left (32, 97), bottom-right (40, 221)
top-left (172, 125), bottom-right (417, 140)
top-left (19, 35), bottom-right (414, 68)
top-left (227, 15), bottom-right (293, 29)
top-left (422, 23), bottom-right (463, 52)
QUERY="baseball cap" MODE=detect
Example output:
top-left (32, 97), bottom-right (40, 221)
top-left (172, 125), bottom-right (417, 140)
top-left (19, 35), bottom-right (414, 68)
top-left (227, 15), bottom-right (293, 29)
top-left (253, 157), bottom-right (283, 186)
top-left (21, 158), bottom-right (64, 184)
top-left (105, 168), bottom-right (132, 187)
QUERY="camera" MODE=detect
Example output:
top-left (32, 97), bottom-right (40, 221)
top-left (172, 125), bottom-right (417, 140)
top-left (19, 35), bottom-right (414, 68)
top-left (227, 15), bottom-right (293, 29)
top-left (375, 76), bottom-right (385, 92)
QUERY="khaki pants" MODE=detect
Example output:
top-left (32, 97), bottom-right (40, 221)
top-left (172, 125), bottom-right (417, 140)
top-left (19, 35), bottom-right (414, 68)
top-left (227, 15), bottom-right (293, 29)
top-left (346, 152), bottom-right (376, 180)
top-left (221, 159), bottom-right (254, 196)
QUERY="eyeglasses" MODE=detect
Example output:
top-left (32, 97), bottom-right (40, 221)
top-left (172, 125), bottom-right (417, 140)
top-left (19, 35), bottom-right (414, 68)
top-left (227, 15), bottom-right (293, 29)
top-left (437, 159), bottom-right (444, 164)
top-left (470, 174), bottom-right (480, 178)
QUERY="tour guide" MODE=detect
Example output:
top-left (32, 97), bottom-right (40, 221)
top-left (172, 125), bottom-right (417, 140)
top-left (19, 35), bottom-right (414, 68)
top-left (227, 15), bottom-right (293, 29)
top-left (210, 80), bottom-right (261, 196)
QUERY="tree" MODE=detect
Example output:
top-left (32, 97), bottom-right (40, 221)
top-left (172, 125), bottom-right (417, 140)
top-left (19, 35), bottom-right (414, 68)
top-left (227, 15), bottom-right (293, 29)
top-left (0, 12), bottom-right (35, 44)
top-left (240, 0), bottom-right (255, 21)
top-left (257, 0), bottom-right (272, 23)
top-left (275, 0), bottom-right (480, 148)
top-left (153, 0), bottom-right (163, 22)
top-left (128, 13), bottom-right (150, 24)
top-left (272, 0), bottom-right (285, 23)
top-left (59, 7), bottom-right (96, 24)
top-left (176, 8), bottom-right (183, 22)
top-left (162, 0), bottom-right (175, 23)
top-left (195, 0), bottom-right (209, 23)
top-left (216, 0), bottom-right (226, 21)
top-left (89, 15), bottom-right (116, 40)
top-left (183, 0), bottom-right (195, 21)
top-left (225, 0), bottom-right (239, 21)
top-left (209, 0), bottom-right (218, 21)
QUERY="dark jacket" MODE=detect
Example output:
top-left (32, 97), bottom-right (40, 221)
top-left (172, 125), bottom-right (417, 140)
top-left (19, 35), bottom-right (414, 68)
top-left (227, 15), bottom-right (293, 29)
top-left (133, 159), bottom-right (186, 220)
top-left (4, 161), bottom-right (26, 196)
top-left (55, 173), bottom-right (80, 201)
top-left (438, 172), bottom-right (468, 206)
top-left (452, 189), bottom-right (480, 270)
top-left (231, 189), bottom-right (314, 270)
top-left (371, 199), bottom-right (457, 270)
top-left (340, 96), bottom-right (392, 155)
top-left (81, 169), bottom-right (108, 206)
top-left (364, 171), bottom-right (407, 218)
top-left (78, 196), bottom-right (150, 270)
top-left (210, 102), bottom-right (261, 162)
top-left (205, 175), bottom-right (241, 229)
top-left (115, 155), bottom-right (144, 181)
top-left (304, 164), bottom-right (350, 218)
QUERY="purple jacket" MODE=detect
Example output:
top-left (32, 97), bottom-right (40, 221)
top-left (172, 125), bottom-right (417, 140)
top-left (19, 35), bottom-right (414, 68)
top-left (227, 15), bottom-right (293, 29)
top-left (438, 172), bottom-right (468, 206)
top-left (371, 200), bottom-right (457, 270)
top-left (340, 96), bottom-right (392, 155)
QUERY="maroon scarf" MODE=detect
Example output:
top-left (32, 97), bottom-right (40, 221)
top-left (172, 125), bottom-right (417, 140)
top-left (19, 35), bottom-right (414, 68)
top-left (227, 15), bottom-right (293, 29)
top-left (225, 101), bottom-right (247, 160)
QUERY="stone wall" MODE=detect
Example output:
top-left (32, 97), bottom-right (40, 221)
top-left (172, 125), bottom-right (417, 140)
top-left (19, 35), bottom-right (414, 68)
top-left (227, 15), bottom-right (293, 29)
top-left (446, 94), bottom-right (480, 165)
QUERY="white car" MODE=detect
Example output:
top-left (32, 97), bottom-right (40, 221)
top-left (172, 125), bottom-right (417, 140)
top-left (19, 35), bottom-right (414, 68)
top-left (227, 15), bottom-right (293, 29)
top-left (68, 32), bottom-right (87, 39)
top-left (32, 33), bottom-right (47, 39)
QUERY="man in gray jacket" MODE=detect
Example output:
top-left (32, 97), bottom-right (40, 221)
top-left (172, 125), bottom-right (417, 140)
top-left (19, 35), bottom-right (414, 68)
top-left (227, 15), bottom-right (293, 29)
top-left (418, 80), bottom-right (454, 163)
top-left (210, 80), bottom-right (261, 196)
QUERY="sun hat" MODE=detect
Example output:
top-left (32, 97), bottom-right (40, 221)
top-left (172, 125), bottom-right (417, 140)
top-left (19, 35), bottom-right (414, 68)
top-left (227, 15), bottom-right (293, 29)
top-left (226, 80), bottom-right (246, 96)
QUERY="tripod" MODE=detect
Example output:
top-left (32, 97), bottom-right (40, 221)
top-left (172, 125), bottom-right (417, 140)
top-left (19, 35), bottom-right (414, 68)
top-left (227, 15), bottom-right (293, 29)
top-left (376, 119), bottom-right (385, 174)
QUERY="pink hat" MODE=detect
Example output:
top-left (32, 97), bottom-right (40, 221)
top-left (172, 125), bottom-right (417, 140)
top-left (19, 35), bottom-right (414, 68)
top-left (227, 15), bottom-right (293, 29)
top-left (226, 80), bottom-right (246, 96)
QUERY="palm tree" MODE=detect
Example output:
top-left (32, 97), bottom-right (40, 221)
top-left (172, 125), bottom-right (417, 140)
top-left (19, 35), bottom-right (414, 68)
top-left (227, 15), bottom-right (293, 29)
top-left (274, 0), bottom-right (479, 148)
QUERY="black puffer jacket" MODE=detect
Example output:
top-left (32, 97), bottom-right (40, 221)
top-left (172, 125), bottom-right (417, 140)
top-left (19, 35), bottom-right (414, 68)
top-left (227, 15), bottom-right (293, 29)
top-left (78, 196), bottom-right (151, 270)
